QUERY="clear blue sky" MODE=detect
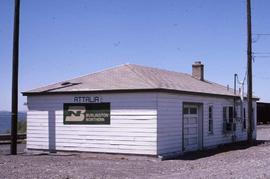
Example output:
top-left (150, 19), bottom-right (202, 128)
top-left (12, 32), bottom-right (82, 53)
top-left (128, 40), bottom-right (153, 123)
top-left (1, 0), bottom-right (270, 111)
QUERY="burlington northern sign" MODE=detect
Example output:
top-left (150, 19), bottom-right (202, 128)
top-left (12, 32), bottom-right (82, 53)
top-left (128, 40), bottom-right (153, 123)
top-left (63, 103), bottom-right (110, 124)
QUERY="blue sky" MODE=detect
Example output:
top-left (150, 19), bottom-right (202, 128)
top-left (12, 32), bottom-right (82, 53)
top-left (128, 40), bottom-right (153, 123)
top-left (0, 0), bottom-right (270, 111)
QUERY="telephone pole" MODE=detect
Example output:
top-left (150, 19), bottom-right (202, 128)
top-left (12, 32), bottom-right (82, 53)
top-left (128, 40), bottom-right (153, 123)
top-left (11, 0), bottom-right (20, 155)
top-left (246, 0), bottom-right (253, 145)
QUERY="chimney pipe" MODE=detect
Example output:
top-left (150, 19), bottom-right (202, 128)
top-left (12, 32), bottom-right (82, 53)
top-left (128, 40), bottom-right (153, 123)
top-left (192, 61), bottom-right (204, 81)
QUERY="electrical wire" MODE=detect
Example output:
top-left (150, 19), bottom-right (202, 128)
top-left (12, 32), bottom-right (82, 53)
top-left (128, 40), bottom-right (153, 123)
top-left (253, 52), bottom-right (270, 55)
top-left (254, 56), bottom-right (270, 58)
top-left (236, 71), bottom-right (247, 85)
top-left (253, 33), bottom-right (270, 36)
top-left (252, 34), bottom-right (270, 43)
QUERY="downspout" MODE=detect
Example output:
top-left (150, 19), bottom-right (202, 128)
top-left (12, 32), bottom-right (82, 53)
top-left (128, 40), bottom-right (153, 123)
top-left (234, 74), bottom-right (237, 117)
top-left (240, 83), bottom-right (245, 131)
top-left (233, 74), bottom-right (237, 142)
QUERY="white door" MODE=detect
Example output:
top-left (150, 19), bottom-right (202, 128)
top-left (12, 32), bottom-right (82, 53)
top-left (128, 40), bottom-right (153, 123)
top-left (183, 105), bottom-right (199, 151)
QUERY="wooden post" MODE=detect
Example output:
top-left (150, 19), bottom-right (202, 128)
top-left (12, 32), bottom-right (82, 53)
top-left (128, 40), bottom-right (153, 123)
top-left (11, 0), bottom-right (20, 155)
top-left (246, 0), bottom-right (253, 145)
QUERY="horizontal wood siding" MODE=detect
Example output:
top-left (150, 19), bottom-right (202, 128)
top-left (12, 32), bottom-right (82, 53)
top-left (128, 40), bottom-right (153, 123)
top-left (157, 92), bottom-right (257, 155)
top-left (27, 93), bottom-right (157, 155)
top-left (157, 94), bottom-right (182, 155)
top-left (27, 91), bottom-right (257, 156)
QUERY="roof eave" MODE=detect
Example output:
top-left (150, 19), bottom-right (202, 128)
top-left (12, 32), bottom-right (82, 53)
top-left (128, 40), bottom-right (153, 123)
top-left (21, 88), bottom-right (259, 100)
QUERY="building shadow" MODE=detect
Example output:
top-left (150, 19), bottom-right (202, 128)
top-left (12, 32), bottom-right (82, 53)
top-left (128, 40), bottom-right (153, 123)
top-left (169, 140), bottom-right (270, 161)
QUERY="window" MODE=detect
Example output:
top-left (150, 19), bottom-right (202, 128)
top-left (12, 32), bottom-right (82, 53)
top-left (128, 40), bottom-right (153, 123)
top-left (223, 106), bottom-right (233, 123)
top-left (223, 106), bottom-right (235, 132)
top-left (208, 106), bottom-right (213, 134)
top-left (228, 107), bottom-right (233, 123)
top-left (190, 107), bottom-right (197, 114)
top-left (183, 107), bottom-right (189, 114)
top-left (183, 107), bottom-right (197, 115)
top-left (243, 108), bottom-right (246, 129)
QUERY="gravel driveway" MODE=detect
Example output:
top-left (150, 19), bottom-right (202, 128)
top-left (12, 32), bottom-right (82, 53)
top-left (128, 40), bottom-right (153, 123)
top-left (1, 126), bottom-right (270, 179)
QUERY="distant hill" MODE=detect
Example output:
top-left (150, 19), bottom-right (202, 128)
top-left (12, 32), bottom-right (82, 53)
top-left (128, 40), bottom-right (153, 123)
top-left (0, 111), bottom-right (26, 134)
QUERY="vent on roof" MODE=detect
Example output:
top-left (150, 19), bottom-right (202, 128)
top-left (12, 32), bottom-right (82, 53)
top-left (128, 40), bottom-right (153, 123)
top-left (61, 82), bottom-right (71, 86)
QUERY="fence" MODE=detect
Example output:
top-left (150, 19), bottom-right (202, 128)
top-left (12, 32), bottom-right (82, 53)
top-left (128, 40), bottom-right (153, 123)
top-left (0, 133), bottom-right (26, 143)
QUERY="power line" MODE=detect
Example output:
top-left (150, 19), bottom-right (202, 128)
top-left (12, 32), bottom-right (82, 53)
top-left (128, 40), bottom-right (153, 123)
top-left (252, 34), bottom-right (270, 43)
top-left (253, 33), bottom-right (270, 36)
top-left (254, 75), bottom-right (270, 80)
top-left (253, 52), bottom-right (270, 55)
top-left (253, 56), bottom-right (270, 58)
top-left (236, 71), bottom-right (247, 85)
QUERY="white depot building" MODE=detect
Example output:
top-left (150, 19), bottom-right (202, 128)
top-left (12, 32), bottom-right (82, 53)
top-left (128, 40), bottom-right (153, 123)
top-left (23, 62), bottom-right (258, 157)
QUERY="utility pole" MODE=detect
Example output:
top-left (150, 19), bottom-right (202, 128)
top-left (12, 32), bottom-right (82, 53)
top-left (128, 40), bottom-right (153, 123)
top-left (246, 0), bottom-right (253, 145)
top-left (11, 0), bottom-right (20, 155)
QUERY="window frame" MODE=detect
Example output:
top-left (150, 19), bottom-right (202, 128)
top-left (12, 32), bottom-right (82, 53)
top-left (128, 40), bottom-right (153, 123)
top-left (243, 107), bottom-right (247, 130)
top-left (223, 106), bottom-right (234, 123)
top-left (208, 105), bottom-right (214, 134)
top-left (223, 106), bottom-right (234, 133)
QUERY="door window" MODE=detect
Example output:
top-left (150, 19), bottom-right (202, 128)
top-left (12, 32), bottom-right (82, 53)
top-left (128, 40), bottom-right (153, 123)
top-left (190, 107), bottom-right (198, 114)
top-left (183, 106), bottom-right (198, 115)
top-left (183, 107), bottom-right (189, 114)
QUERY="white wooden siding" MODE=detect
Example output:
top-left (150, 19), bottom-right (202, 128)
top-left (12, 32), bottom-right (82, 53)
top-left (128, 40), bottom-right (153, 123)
top-left (157, 92), bottom-right (257, 155)
top-left (26, 93), bottom-right (157, 155)
top-left (157, 94), bottom-right (182, 155)
top-left (26, 92), bottom-right (257, 156)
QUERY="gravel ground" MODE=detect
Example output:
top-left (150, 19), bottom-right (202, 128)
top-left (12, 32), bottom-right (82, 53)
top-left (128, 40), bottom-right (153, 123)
top-left (1, 126), bottom-right (270, 179)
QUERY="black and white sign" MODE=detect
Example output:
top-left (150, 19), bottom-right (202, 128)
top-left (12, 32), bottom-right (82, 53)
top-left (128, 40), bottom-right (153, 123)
top-left (63, 103), bottom-right (110, 124)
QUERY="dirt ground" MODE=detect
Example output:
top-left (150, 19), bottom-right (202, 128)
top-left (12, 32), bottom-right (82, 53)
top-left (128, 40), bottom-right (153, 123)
top-left (1, 126), bottom-right (270, 179)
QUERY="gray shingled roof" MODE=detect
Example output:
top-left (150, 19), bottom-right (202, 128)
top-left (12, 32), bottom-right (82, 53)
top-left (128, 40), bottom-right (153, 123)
top-left (23, 64), bottom-right (241, 97)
